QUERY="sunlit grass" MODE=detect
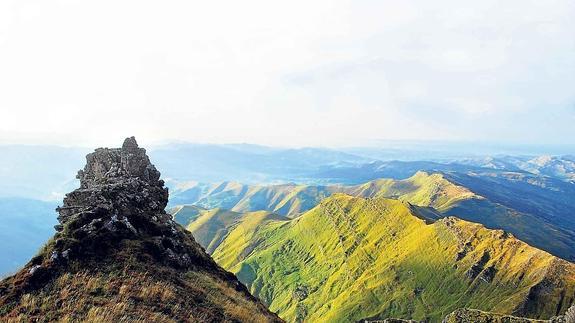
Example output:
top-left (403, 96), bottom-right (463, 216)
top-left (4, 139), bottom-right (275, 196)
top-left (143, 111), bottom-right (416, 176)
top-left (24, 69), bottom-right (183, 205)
top-left (205, 194), bottom-right (575, 322)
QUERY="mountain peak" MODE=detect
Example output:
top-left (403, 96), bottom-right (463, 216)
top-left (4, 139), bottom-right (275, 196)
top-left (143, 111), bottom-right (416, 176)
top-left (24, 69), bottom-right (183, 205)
top-left (56, 137), bottom-right (168, 237)
top-left (51, 138), bottom-right (200, 269)
top-left (0, 138), bottom-right (281, 322)
top-left (122, 135), bottom-right (139, 150)
top-left (76, 136), bottom-right (161, 189)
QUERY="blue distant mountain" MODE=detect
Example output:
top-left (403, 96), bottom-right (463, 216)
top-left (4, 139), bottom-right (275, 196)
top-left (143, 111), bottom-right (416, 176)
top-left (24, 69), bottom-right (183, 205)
top-left (0, 198), bottom-right (57, 276)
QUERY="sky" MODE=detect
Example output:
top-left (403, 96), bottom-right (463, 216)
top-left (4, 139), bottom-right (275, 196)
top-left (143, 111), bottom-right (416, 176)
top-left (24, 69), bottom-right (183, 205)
top-left (0, 0), bottom-right (574, 148)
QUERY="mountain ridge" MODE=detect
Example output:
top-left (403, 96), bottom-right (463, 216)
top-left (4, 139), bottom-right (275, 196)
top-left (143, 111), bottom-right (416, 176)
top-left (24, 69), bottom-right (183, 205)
top-left (180, 193), bottom-right (575, 322)
top-left (170, 171), bottom-right (575, 260)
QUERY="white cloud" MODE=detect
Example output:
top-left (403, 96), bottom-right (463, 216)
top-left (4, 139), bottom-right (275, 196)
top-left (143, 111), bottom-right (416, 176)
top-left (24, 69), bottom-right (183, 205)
top-left (0, 0), bottom-right (573, 147)
top-left (446, 98), bottom-right (494, 116)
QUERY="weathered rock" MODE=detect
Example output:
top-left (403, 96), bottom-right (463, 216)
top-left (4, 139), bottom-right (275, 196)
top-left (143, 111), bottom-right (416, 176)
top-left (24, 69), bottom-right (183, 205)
top-left (49, 137), bottom-right (208, 269)
top-left (78, 136), bottom-right (161, 188)
top-left (465, 251), bottom-right (490, 280)
top-left (442, 308), bottom-right (575, 323)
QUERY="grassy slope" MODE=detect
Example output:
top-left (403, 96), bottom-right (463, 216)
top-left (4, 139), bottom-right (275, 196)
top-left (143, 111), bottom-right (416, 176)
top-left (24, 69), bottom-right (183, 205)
top-left (170, 172), bottom-right (471, 216)
top-left (0, 209), bottom-right (282, 323)
top-left (207, 195), bottom-right (575, 322)
top-left (172, 172), bottom-right (575, 260)
top-left (193, 183), bottom-right (338, 217)
top-left (171, 205), bottom-right (290, 255)
top-left (352, 172), bottom-right (574, 260)
top-left (169, 204), bottom-right (206, 224)
top-left (0, 266), bottom-right (279, 323)
top-left (441, 171), bottom-right (575, 260)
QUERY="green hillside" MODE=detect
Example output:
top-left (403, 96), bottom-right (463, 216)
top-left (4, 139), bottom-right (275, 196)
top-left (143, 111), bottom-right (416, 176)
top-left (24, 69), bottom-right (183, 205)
top-left (170, 205), bottom-right (289, 255)
top-left (185, 195), bottom-right (575, 322)
top-left (170, 172), bottom-right (575, 260)
top-left (168, 171), bottom-right (475, 216)
top-left (170, 181), bottom-right (340, 217)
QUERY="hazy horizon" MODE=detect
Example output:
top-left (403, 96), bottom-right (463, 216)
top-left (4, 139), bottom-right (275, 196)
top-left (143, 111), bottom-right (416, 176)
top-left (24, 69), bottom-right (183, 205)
top-left (0, 137), bottom-right (573, 157)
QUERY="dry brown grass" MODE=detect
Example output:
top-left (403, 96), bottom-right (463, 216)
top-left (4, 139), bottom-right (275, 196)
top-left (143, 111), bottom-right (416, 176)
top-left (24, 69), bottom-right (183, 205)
top-left (1, 265), bottom-right (280, 323)
top-left (139, 281), bottom-right (176, 302)
top-left (185, 271), bottom-right (274, 323)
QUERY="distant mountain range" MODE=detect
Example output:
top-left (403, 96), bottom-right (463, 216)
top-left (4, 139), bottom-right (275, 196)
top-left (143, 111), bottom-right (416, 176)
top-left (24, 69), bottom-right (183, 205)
top-left (455, 155), bottom-right (575, 183)
top-left (0, 198), bottom-right (57, 276)
top-left (310, 156), bottom-right (575, 185)
top-left (1, 142), bottom-right (572, 202)
top-left (0, 145), bottom-right (88, 200)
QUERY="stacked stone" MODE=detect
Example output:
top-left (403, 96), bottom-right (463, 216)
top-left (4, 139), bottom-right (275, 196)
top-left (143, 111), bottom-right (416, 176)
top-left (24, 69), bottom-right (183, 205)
top-left (56, 137), bottom-right (168, 228)
top-left (52, 137), bottom-right (198, 269)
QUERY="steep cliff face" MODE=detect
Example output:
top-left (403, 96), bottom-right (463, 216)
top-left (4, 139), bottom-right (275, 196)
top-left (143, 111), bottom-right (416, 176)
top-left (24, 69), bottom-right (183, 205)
top-left (0, 137), bottom-right (282, 322)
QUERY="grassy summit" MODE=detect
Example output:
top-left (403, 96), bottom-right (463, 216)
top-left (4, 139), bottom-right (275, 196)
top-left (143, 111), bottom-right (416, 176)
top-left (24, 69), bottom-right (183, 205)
top-left (183, 194), bottom-right (575, 322)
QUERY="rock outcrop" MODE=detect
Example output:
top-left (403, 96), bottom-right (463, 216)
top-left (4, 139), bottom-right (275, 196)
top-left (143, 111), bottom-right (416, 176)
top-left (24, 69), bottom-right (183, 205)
top-left (51, 136), bottom-right (192, 268)
top-left (443, 307), bottom-right (575, 323)
top-left (57, 136), bottom-right (166, 227)
top-left (0, 137), bottom-right (282, 322)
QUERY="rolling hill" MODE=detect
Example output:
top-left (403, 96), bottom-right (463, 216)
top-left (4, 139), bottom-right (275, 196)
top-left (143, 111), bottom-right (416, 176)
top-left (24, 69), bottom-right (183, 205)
top-left (182, 194), bottom-right (575, 322)
top-left (168, 171), bottom-right (474, 215)
top-left (170, 172), bottom-right (575, 260)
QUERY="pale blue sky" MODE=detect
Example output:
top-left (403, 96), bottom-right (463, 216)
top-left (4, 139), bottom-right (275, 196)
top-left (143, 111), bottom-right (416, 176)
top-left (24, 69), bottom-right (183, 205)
top-left (0, 0), bottom-right (573, 148)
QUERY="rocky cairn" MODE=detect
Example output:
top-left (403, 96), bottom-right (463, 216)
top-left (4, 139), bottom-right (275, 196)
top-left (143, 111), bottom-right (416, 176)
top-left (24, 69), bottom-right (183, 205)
top-left (49, 136), bottom-right (205, 268)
